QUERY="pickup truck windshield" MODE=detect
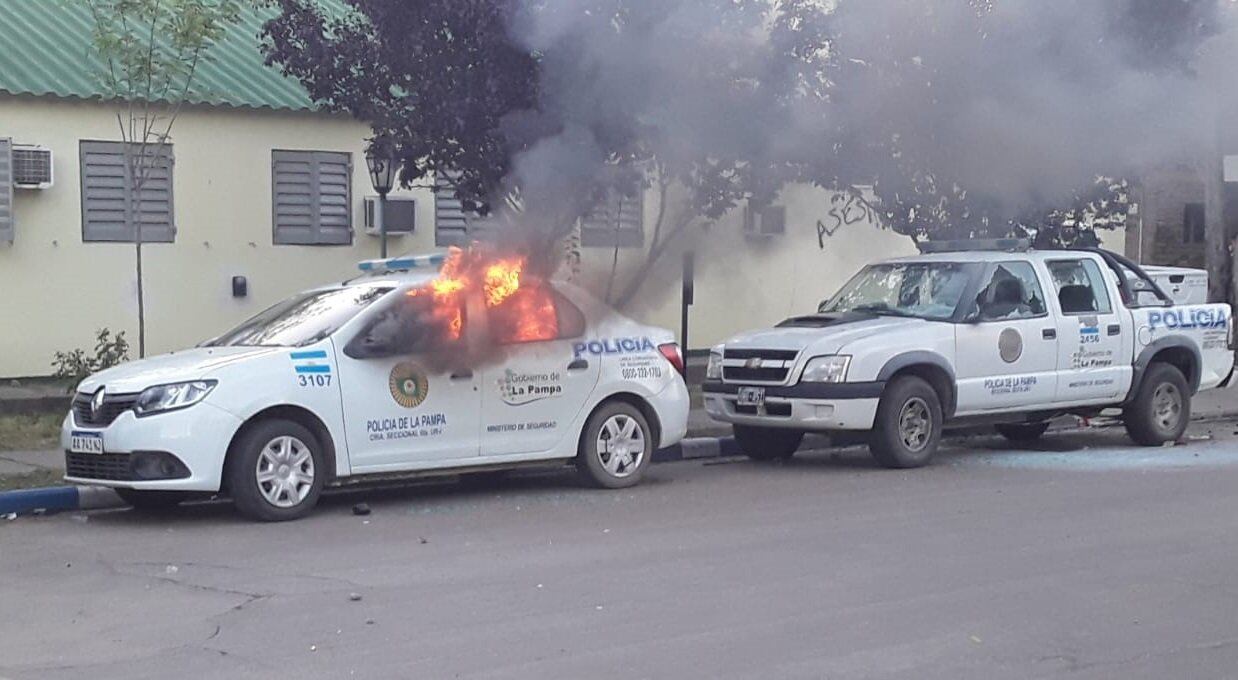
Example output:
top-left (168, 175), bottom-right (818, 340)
top-left (823, 262), bottom-right (975, 321)
top-left (206, 286), bottom-right (393, 348)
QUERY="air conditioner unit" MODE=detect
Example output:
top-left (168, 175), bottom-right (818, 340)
top-left (364, 195), bottom-right (416, 236)
top-left (12, 144), bottom-right (53, 189)
top-left (744, 203), bottom-right (786, 238)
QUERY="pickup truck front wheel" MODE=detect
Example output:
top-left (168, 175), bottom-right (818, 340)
top-left (734, 425), bottom-right (804, 461)
top-left (869, 376), bottom-right (942, 469)
top-left (1124, 363), bottom-right (1190, 446)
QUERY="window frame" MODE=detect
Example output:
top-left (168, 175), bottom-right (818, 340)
top-left (343, 288), bottom-right (471, 360)
top-left (271, 149), bottom-right (354, 247)
top-left (79, 140), bottom-right (176, 243)
top-left (488, 287), bottom-right (588, 346)
top-left (1046, 258), bottom-right (1113, 316)
top-left (1183, 202), bottom-right (1205, 245)
top-left (971, 260), bottom-right (1050, 322)
top-left (580, 190), bottom-right (645, 248)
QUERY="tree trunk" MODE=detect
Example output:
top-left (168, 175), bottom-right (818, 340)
top-left (1203, 152), bottom-right (1229, 304)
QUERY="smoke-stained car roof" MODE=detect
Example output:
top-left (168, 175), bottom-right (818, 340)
top-left (0, 0), bottom-right (348, 112)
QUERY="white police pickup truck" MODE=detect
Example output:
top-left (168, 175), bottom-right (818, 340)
top-left (704, 241), bottom-right (1235, 468)
top-left (62, 253), bottom-right (689, 521)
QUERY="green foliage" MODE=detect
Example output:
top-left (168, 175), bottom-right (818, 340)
top-left (82, 0), bottom-right (244, 108)
top-left (51, 329), bottom-right (132, 391)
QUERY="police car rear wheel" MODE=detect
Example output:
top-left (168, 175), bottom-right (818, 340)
top-left (1124, 363), bottom-right (1190, 446)
top-left (734, 425), bottom-right (804, 461)
top-left (227, 419), bottom-right (326, 521)
top-left (869, 376), bottom-right (942, 469)
top-left (578, 402), bottom-right (652, 489)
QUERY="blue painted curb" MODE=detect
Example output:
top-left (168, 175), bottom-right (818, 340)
top-left (0, 485), bottom-right (79, 515)
top-left (0, 485), bottom-right (124, 516)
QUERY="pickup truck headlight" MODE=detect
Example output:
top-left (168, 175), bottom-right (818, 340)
top-left (801, 355), bottom-right (851, 383)
top-left (706, 348), bottom-right (724, 381)
top-left (134, 380), bottom-right (217, 416)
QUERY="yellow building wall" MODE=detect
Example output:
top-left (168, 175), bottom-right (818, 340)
top-left (0, 97), bottom-right (437, 377)
top-left (0, 96), bottom-right (1131, 375)
top-left (570, 184), bottom-right (922, 350)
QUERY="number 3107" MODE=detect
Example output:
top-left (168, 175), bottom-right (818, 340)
top-left (299, 374), bottom-right (332, 387)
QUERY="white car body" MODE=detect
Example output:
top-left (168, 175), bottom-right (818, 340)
top-left (61, 258), bottom-right (689, 497)
top-left (705, 248), bottom-right (1234, 435)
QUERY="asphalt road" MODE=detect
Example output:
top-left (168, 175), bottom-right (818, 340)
top-left (5, 421), bottom-right (1238, 679)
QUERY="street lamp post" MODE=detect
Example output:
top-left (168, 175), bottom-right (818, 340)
top-left (365, 149), bottom-right (397, 258)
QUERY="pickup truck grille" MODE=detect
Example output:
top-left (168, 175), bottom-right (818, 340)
top-left (72, 392), bottom-right (140, 427)
top-left (722, 348), bottom-right (798, 383)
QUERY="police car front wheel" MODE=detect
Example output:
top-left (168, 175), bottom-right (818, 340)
top-left (578, 401), bottom-right (652, 489)
top-left (226, 419), bottom-right (327, 521)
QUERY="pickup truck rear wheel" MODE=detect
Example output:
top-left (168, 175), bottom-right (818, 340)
top-left (734, 425), bottom-right (804, 461)
top-left (869, 376), bottom-right (942, 469)
top-left (995, 422), bottom-right (1050, 442)
top-left (1124, 363), bottom-right (1190, 446)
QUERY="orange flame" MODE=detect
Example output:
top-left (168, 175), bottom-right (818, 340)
top-left (406, 246), bottom-right (559, 346)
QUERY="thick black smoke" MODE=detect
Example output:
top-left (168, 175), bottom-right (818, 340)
top-left (499, 0), bottom-right (1238, 237)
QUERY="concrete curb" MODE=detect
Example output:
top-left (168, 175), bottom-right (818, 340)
top-left (0, 485), bottom-right (123, 516)
top-left (653, 436), bottom-right (743, 463)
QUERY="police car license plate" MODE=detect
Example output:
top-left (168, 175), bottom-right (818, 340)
top-left (70, 432), bottom-right (104, 454)
top-left (737, 387), bottom-right (766, 407)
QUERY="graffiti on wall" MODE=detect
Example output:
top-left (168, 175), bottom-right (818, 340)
top-left (817, 192), bottom-right (880, 249)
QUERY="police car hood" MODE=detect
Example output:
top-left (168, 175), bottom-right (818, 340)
top-left (77, 346), bottom-right (282, 394)
top-left (724, 313), bottom-right (927, 355)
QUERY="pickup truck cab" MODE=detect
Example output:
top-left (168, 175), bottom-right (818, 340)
top-left (704, 241), bottom-right (1235, 468)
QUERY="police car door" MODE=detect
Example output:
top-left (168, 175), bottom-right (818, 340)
top-left (954, 261), bottom-right (1059, 413)
top-left (335, 289), bottom-right (480, 470)
top-left (480, 286), bottom-right (599, 457)
top-left (1045, 257), bottom-right (1132, 404)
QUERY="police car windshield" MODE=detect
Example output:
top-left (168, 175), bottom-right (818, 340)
top-left (206, 286), bottom-right (394, 348)
top-left (823, 262), bottom-right (974, 320)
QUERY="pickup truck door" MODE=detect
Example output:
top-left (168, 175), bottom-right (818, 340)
top-left (954, 261), bottom-right (1059, 414)
top-left (1043, 257), bottom-right (1134, 403)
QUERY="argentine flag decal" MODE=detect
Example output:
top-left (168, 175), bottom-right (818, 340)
top-left (290, 350), bottom-right (332, 375)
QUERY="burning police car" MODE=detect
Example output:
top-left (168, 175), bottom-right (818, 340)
top-left (62, 251), bottom-right (689, 520)
top-left (705, 241), bottom-right (1235, 468)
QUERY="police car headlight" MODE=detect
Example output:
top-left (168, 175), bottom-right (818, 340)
top-left (801, 355), bottom-right (851, 383)
top-left (134, 380), bottom-right (217, 416)
top-left (706, 348), bottom-right (724, 381)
